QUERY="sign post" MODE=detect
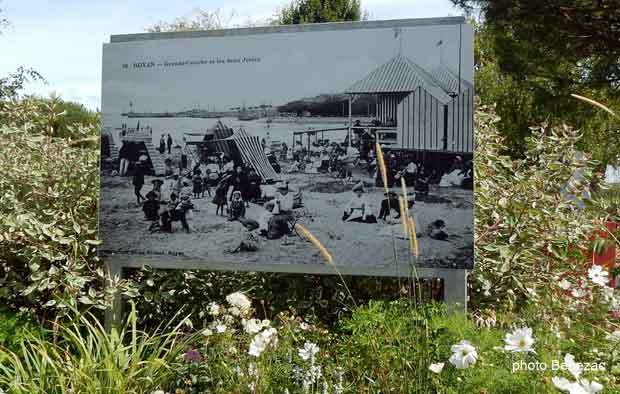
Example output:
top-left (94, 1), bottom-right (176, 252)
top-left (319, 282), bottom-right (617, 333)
top-left (100, 18), bottom-right (474, 331)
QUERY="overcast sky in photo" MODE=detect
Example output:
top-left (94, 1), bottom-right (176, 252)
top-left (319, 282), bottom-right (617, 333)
top-left (0, 0), bottom-right (461, 110)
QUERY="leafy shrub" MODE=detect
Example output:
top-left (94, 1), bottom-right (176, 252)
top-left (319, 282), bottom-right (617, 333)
top-left (0, 127), bottom-right (108, 315)
top-left (0, 307), bottom-right (43, 353)
top-left (473, 103), bottom-right (598, 312)
top-left (0, 304), bottom-right (192, 394)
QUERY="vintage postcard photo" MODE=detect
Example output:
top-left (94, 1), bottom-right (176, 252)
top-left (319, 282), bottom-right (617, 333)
top-left (98, 18), bottom-right (474, 274)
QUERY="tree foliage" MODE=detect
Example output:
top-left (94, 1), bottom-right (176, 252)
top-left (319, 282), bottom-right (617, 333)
top-left (0, 67), bottom-right (44, 101)
top-left (273, 0), bottom-right (364, 25)
top-left (463, 2), bottom-right (620, 163)
top-left (147, 9), bottom-right (233, 32)
top-left (1, 94), bottom-right (100, 140)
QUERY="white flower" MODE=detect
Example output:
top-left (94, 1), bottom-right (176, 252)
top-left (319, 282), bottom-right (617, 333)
top-left (226, 292), bottom-right (252, 314)
top-left (504, 327), bottom-right (535, 353)
top-left (588, 265), bottom-right (609, 287)
top-left (249, 335), bottom-right (267, 357)
top-left (243, 318), bottom-right (266, 334)
top-left (298, 342), bottom-right (320, 363)
top-left (559, 279), bottom-right (571, 290)
top-left (565, 353), bottom-right (582, 380)
top-left (602, 286), bottom-right (615, 302)
top-left (448, 340), bottom-right (478, 369)
top-left (553, 375), bottom-right (603, 394)
top-left (207, 302), bottom-right (221, 316)
top-left (428, 362), bottom-right (444, 374)
top-left (605, 330), bottom-right (620, 342)
top-left (578, 379), bottom-right (604, 393)
top-left (201, 328), bottom-right (213, 337)
top-left (552, 376), bottom-right (572, 391)
top-left (299, 321), bottom-right (310, 331)
top-left (262, 327), bottom-right (278, 348)
top-left (248, 328), bottom-right (278, 357)
top-left (215, 322), bottom-right (227, 333)
top-left (228, 306), bottom-right (241, 317)
top-left (151, 391), bottom-right (167, 394)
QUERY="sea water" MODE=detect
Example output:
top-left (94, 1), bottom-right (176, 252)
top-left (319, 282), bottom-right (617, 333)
top-left (102, 114), bottom-right (354, 148)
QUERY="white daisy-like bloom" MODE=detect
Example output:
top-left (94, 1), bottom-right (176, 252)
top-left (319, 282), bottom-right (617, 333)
top-left (605, 330), bottom-right (620, 342)
top-left (588, 265), bottom-right (609, 287)
top-left (248, 328), bottom-right (278, 357)
top-left (222, 314), bottom-right (235, 324)
top-left (242, 319), bottom-right (263, 334)
top-left (558, 279), bottom-right (571, 290)
top-left (201, 328), bottom-right (213, 337)
top-left (602, 286), bottom-right (615, 302)
top-left (228, 306), bottom-right (241, 317)
top-left (207, 302), bottom-right (221, 316)
top-left (263, 327), bottom-right (278, 348)
top-left (215, 322), bottom-right (227, 333)
top-left (503, 327), bottom-right (536, 353)
top-left (428, 362), bottom-right (444, 374)
top-left (299, 321), bottom-right (310, 331)
top-left (226, 292), bottom-right (253, 314)
top-left (448, 340), bottom-right (478, 369)
top-left (298, 342), bottom-right (320, 363)
top-left (553, 366), bottom-right (603, 394)
top-left (248, 334), bottom-right (267, 357)
top-left (552, 376), bottom-right (572, 391)
top-left (564, 353), bottom-right (582, 380)
top-left (578, 379), bottom-right (604, 393)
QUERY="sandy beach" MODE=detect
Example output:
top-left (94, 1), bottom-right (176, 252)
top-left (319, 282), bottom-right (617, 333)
top-left (98, 167), bottom-right (473, 272)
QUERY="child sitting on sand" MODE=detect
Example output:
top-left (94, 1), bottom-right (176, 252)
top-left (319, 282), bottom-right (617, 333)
top-left (160, 193), bottom-right (190, 233)
top-left (142, 191), bottom-right (161, 232)
top-left (228, 191), bottom-right (246, 221)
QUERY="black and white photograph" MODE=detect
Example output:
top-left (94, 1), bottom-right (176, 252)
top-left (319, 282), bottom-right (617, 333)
top-left (98, 18), bottom-right (474, 275)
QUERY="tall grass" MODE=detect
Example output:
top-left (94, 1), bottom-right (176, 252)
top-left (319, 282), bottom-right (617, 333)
top-left (0, 303), bottom-right (193, 394)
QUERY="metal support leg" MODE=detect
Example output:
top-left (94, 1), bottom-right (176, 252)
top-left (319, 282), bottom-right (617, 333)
top-left (104, 260), bottom-right (124, 332)
top-left (442, 269), bottom-right (468, 314)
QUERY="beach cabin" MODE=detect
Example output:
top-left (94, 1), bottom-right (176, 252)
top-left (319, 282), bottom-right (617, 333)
top-left (344, 54), bottom-right (473, 154)
top-left (118, 131), bottom-right (167, 175)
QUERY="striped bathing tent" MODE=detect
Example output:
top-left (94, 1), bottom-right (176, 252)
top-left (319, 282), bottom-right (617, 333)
top-left (215, 127), bottom-right (280, 182)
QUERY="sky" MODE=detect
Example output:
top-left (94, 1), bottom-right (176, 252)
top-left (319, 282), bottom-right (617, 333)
top-left (0, 0), bottom-right (461, 110)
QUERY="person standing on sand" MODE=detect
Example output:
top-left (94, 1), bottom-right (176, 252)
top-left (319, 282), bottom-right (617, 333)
top-left (133, 156), bottom-right (147, 205)
top-left (167, 134), bottom-right (173, 154)
top-left (159, 134), bottom-right (166, 154)
top-left (231, 166), bottom-right (249, 204)
top-left (118, 142), bottom-right (130, 176)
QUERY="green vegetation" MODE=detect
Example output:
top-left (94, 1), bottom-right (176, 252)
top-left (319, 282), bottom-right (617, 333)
top-left (0, 304), bottom-right (192, 394)
top-left (273, 0), bottom-right (364, 25)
